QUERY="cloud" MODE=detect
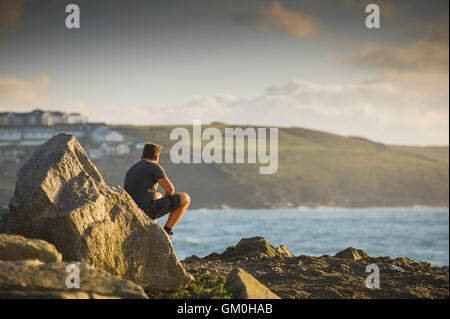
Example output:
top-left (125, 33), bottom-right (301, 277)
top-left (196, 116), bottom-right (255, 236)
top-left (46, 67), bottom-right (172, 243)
top-left (0, 0), bottom-right (26, 36)
top-left (78, 75), bottom-right (447, 145)
top-left (252, 79), bottom-right (448, 145)
top-left (335, 11), bottom-right (449, 145)
top-left (0, 74), bottom-right (50, 108)
top-left (244, 1), bottom-right (321, 38)
top-left (1, 72), bottom-right (447, 145)
top-left (349, 40), bottom-right (449, 72)
top-left (425, 14), bottom-right (449, 44)
top-left (338, 0), bottom-right (399, 19)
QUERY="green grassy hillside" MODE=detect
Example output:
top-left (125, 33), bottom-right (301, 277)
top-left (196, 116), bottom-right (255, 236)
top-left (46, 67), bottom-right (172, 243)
top-left (1, 124), bottom-right (447, 209)
top-left (110, 124), bottom-right (449, 209)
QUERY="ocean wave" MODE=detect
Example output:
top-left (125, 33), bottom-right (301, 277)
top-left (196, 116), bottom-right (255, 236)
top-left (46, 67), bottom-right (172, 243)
top-left (182, 237), bottom-right (201, 245)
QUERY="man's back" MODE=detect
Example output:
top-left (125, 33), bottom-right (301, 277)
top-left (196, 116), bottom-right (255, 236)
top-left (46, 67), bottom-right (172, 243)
top-left (124, 160), bottom-right (167, 210)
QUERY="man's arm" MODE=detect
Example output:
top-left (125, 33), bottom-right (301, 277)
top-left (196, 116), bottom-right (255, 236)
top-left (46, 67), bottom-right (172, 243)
top-left (157, 177), bottom-right (175, 197)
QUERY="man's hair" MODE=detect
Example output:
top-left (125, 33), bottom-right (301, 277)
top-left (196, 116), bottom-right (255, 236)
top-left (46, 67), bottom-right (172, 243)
top-left (142, 142), bottom-right (162, 160)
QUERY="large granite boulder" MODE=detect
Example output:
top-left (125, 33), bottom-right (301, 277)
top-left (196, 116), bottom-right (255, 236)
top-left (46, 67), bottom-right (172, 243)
top-left (9, 133), bottom-right (192, 290)
top-left (0, 206), bottom-right (12, 234)
top-left (0, 234), bottom-right (62, 263)
top-left (0, 259), bottom-right (148, 299)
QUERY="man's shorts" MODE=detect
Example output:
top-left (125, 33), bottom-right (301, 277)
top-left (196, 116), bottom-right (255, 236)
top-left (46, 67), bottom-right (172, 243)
top-left (145, 194), bottom-right (181, 220)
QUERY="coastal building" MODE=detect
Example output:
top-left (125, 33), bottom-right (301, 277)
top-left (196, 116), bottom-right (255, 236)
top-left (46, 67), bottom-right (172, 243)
top-left (91, 126), bottom-right (125, 143)
top-left (0, 124), bottom-right (88, 142)
top-left (0, 145), bottom-right (25, 163)
top-left (0, 109), bottom-right (133, 162)
top-left (0, 112), bottom-right (26, 126)
top-left (115, 143), bottom-right (131, 156)
top-left (87, 147), bottom-right (105, 160)
top-left (0, 109), bottom-right (87, 127)
top-left (23, 126), bottom-right (54, 140)
top-left (86, 141), bottom-right (131, 161)
top-left (99, 142), bottom-right (131, 157)
top-left (65, 113), bottom-right (86, 124)
top-left (0, 127), bottom-right (22, 141)
top-left (54, 124), bottom-right (86, 138)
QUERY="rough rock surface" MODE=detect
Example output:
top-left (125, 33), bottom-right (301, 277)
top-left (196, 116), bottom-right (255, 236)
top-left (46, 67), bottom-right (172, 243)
top-left (226, 267), bottom-right (280, 299)
top-left (204, 237), bottom-right (293, 260)
top-left (0, 259), bottom-right (148, 299)
top-left (0, 206), bottom-right (12, 234)
top-left (183, 237), bottom-right (449, 299)
top-left (9, 133), bottom-right (192, 290)
top-left (335, 247), bottom-right (369, 260)
top-left (0, 234), bottom-right (62, 263)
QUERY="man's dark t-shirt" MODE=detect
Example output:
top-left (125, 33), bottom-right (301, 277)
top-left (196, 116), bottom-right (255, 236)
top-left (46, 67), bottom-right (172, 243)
top-left (123, 160), bottom-right (167, 211)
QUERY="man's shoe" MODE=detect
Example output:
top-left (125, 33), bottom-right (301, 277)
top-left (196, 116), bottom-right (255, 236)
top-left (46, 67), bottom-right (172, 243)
top-left (163, 225), bottom-right (173, 240)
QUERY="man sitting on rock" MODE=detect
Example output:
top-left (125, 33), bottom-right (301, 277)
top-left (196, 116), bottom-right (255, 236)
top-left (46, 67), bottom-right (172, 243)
top-left (124, 142), bottom-right (190, 238)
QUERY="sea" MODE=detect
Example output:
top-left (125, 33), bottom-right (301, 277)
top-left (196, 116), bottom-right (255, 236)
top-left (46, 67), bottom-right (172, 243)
top-left (157, 206), bottom-right (449, 266)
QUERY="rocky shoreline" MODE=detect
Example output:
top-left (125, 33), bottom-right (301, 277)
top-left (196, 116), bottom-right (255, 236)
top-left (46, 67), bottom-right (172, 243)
top-left (0, 134), bottom-right (448, 299)
top-left (180, 237), bottom-right (449, 299)
top-left (1, 233), bottom-right (447, 299)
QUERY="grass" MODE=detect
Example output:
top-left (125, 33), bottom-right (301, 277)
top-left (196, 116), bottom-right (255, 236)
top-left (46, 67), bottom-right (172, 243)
top-left (110, 124), bottom-right (449, 208)
top-left (0, 124), bottom-right (447, 208)
top-left (147, 273), bottom-right (234, 299)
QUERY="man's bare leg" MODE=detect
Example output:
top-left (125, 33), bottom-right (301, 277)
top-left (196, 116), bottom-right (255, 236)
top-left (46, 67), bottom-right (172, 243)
top-left (165, 192), bottom-right (190, 230)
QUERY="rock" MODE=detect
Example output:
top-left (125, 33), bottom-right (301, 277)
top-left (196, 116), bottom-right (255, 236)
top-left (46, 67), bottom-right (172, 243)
top-left (180, 239), bottom-right (449, 299)
top-left (0, 259), bottom-right (148, 299)
top-left (380, 264), bottom-right (404, 272)
top-left (218, 237), bottom-right (294, 260)
top-left (334, 247), bottom-right (369, 260)
top-left (0, 206), bottom-right (13, 234)
top-left (204, 251), bottom-right (221, 260)
top-left (225, 267), bottom-right (280, 299)
top-left (183, 255), bottom-right (201, 264)
top-left (438, 266), bottom-right (449, 275)
top-left (0, 234), bottom-right (62, 263)
top-left (9, 133), bottom-right (193, 290)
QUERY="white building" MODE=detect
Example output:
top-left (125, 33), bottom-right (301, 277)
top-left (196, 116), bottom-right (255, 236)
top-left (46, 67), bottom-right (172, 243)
top-left (87, 147), bottom-right (105, 160)
top-left (115, 143), bottom-right (131, 156)
top-left (0, 113), bottom-right (25, 126)
top-left (0, 127), bottom-right (22, 141)
top-left (65, 113), bottom-right (87, 124)
top-left (135, 143), bottom-right (145, 150)
top-left (0, 110), bottom-right (87, 126)
top-left (23, 127), bottom-right (54, 140)
top-left (54, 124), bottom-right (85, 138)
top-left (40, 112), bottom-right (53, 126)
top-left (0, 146), bottom-right (25, 163)
top-left (47, 112), bottom-right (65, 125)
top-left (99, 142), bottom-right (130, 157)
top-left (91, 126), bottom-right (124, 143)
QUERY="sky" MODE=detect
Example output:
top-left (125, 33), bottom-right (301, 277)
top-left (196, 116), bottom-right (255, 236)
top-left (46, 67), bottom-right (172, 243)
top-left (0, 0), bottom-right (448, 145)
